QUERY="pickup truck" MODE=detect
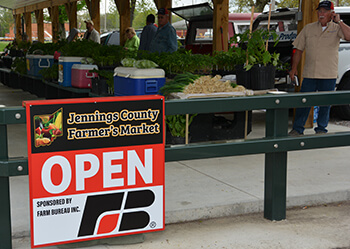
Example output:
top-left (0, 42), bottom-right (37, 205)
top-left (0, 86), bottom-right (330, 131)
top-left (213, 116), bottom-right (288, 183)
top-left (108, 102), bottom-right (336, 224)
top-left (170, 3), bottom-right (259, 54)
top-left (252, 7), bottom-right (350, 120)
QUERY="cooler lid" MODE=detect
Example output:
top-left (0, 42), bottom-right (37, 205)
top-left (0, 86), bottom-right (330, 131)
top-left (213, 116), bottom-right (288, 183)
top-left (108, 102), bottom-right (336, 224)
top-left (114, 67), bottom-right (165, 78)
top-left (39, 55), bottom-right (54, 59)
top-left (72, 64), bottom-right (98, 70)
top-left (27, 54), bottom-right (54, 59)
top-left (59, 56), bottom-right (85, 63)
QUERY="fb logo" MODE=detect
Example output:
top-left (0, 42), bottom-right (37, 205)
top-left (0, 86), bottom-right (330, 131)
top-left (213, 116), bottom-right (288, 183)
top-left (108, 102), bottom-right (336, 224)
top-left (78, 190), bottom-right (155, 237)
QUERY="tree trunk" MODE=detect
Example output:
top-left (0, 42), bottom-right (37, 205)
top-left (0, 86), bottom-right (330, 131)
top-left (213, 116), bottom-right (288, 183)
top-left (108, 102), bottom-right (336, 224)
top-left (255, 0), bottom-right (269, 12)
top-left (130, 0), bottom-right (136, 26)
top-left (59, 22), bottom-right (66, 40)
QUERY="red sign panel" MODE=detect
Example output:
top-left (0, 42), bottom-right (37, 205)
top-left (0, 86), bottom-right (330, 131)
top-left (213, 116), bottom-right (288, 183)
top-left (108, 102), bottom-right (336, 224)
top-left (24, 96), bottom-right (165, 248)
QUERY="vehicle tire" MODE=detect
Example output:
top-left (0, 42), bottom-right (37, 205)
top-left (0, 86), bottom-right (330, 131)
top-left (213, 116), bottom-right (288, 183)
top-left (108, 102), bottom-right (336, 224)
top-left (334, 76), bottom-right (350, 120)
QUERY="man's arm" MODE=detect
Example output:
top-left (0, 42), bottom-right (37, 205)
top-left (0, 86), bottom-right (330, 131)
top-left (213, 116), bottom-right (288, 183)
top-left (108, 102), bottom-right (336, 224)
top-left (289, 49), bottom-right (303, 81)
top-left (168, 27), bottom-right (178, 52)
top-left (91, 30), bottom-right (100, 44)
top-left (338, 21), bottom-right (350, 41)
top-left (333, 13), bottom-right (350, 41)
top-left (139, 26), bottom-right (148, 50)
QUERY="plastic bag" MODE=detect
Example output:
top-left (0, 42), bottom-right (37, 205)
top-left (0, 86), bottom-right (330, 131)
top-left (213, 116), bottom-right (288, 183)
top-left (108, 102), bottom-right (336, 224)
top-left (121, 58), bottom-right (136, 67)
top-left (134, 59), bottom-right (159, 69)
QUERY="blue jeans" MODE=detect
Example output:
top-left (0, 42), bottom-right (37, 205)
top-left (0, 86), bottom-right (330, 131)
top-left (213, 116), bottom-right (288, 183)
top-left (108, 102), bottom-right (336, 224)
top-left (292, 78), bottom-right (336, 134)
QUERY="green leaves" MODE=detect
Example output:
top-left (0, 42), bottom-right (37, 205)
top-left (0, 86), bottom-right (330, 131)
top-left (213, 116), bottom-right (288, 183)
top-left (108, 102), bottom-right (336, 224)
top-left (138, 50), bottom-right (213, 75)
top-left (233, 29), bottom-right (281, 70)
top-left (262, 51), bottom-right (272, 65)
top-left (165, 114), bottom-right (197, 138)
top-left (272, 52), bottom-right (280, 66)
top-left (159, 72), bottom-right (200, 95)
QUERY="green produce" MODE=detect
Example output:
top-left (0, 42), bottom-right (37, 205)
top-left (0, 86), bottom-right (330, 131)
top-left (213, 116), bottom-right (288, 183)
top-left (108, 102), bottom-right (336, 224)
top-left (81, 57), bottom-right (95, 64)
top-left (159, 72), bottom-right (200, 95)
top-left (166, 114), bottom-right (197, 138)
top-left (39, 64), bottom-right (58, 81)
top-left (134, 59), bottom-right (159, 69)
top-left (121, 58), bottom-right (136, 67)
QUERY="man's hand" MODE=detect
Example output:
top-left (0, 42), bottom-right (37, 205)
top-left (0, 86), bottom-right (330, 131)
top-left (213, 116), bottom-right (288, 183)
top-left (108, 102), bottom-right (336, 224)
top-left (289, 69), bottom-right (298, 82)
top-left (289, 49), bottom-right (303, 83)
top-left (332, 12), bottom-right (341, 23)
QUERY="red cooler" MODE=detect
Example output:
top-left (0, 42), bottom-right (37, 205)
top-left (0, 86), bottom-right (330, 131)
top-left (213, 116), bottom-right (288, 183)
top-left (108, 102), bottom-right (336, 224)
top-left (71, 64), bottom-right (98, 88)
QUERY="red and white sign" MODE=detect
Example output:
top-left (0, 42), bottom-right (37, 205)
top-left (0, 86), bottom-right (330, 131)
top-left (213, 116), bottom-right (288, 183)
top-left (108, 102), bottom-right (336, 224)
top-left (24, 96), bottom-right (165, 248)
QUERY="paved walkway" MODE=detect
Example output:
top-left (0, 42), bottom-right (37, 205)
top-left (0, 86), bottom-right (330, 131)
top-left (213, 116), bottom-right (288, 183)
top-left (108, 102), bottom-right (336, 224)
top-left (1, 83), bottom-right (350, 248)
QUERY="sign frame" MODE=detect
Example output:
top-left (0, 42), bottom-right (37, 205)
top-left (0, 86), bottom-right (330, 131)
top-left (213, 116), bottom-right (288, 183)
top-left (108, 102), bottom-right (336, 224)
top-left (24, 95), bottom-right (165, 248)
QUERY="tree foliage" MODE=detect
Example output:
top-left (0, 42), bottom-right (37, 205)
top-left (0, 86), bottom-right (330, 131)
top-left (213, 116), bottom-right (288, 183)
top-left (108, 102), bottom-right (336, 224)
top-left (277, 0), bottom-right (299, 8)
top-left (132, 0), bottom-right (157, 28)
top-left (0, 7), bottom-right (13, 37)
top-left (229, 0), bottom-right (267, 13)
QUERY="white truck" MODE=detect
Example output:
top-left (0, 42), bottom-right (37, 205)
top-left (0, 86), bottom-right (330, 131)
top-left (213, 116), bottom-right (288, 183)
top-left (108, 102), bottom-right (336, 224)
top-left (252, 7), bottom-right (350, 120)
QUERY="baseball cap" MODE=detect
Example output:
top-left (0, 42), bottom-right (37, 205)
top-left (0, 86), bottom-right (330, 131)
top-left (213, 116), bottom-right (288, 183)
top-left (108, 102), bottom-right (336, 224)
top-left (316, 1), bottom-right (334, 10)
top-left (84, 19), bottom-right (94, 26)
top-left (157, 8), bottom-right (169, 15)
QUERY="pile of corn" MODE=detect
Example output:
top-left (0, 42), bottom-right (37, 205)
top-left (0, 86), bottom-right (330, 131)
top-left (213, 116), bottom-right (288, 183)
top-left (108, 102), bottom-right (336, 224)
top-left (183, 75), bottom-right (245, 94)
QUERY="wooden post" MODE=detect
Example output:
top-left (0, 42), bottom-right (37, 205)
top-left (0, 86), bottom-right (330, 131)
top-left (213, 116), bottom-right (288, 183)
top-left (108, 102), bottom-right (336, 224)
top-left (85, 0), bottom-right (100, 33)
top-left (65, 1), bottom-right (78, 32)
top-left (212, 0), bottom-right (229, 53)
top-left (154, 0), bottom-right (172, 11)
top-left (154, 0), bottom-right (160, 9)
top-left (265, 3), bottom-right (272, 51)
top-left (154, 0), bottom-right (172, 22)
top-left (296, 0), bottom-right (319, 128)
top-left (48, 6), bottom-right (59, 43)
top-left (24, 12), bottom-right (32, 42)
top-left (115, 0), bottom-right (130, 46)
top-left (35, 10), bottom-right (45, 43)
top-left (185, 114), bottom-right (189, 145)
top-left (14, 14), bottom-right (22, 42)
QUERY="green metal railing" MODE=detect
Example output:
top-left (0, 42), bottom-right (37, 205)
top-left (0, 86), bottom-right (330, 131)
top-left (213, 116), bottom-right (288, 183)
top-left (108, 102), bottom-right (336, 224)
top-left (2, 91), bottom-right (350, 249)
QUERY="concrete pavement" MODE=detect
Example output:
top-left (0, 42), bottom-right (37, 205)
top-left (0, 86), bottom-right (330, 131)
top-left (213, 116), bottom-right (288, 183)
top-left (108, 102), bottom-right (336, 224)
top-left (1, 82), bottom-right (350, 248)
top-left (12, 201), bottom-right (350, 249)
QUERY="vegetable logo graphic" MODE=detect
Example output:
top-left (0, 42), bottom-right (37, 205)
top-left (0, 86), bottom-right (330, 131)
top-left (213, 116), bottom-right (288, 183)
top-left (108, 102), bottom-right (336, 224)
top-left (34, 108), bottom-right (63, 147)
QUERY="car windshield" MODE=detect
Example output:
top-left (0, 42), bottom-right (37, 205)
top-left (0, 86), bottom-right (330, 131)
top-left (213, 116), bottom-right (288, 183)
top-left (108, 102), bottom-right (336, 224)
top-left (253, 10), bottom-right (298, 42)
top-left (236, 23), bottom-right (251, 34)
top-left (170, 3), bottom-right (213, 21)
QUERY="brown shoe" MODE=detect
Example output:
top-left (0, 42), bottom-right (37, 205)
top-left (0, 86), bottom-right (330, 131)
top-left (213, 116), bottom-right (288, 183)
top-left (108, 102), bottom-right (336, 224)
top-left (288, 129), bottom-right (303, 136)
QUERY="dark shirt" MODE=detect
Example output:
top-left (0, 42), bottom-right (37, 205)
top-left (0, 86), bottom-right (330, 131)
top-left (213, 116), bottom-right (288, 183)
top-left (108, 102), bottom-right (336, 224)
top-left (149, 22), bottom-right (178, 53)
top-left (139, 23), bottom-right (158, 51)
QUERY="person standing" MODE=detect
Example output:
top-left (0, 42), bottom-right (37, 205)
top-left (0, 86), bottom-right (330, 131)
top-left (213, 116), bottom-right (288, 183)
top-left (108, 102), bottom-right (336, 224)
top-left (149, 8), bottom-right (178, 53)
top-left (289, 1), bottom-right (350, 136)
top-left (83, 20), bottom-right (100, 44)
top-left (124, 27), bottom-right (140, 56)
top-left (139, 14), bottom-right (158, 51)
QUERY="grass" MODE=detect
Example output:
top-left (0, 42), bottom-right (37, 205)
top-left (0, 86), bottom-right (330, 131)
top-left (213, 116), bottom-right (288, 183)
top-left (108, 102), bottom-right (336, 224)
top-left (0, 41), bottom-right (10, 52)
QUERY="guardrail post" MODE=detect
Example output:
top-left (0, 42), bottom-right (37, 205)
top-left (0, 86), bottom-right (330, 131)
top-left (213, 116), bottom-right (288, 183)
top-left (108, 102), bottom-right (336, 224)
top-left (264, 108), bottom-right (289, 221)
top-left (0, 123), bottom-right (12, 249)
